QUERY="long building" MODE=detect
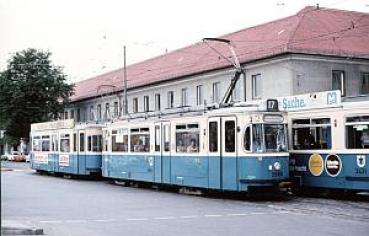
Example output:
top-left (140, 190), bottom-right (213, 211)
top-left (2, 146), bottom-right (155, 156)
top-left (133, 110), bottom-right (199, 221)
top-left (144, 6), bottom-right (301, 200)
top-left (65, 6), bottom-right (369, 122)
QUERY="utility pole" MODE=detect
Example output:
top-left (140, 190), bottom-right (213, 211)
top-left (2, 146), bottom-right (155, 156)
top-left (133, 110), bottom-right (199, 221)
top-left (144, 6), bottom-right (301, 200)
top-left (123, 46), bottom-right (128, 115)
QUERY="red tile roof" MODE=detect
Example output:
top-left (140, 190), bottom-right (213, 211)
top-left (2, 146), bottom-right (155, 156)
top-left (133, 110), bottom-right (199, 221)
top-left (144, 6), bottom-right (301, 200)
top-left (71, 6), bottom-right (369, 102)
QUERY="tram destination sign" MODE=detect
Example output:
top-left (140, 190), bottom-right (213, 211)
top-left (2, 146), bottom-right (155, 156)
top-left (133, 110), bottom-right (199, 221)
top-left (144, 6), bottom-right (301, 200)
top-left (31, 119), bottom-right (75, 131)
top-left (277, 90), bottom-right (341, 112)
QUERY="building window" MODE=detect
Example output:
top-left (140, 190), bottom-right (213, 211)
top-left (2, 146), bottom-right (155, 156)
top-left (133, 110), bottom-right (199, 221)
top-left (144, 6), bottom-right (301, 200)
top-left (212, 82), bottom-right (220, 103)
top-left (114, 101), bottom-right (118, 117)
top-left (82, 108), bottom-right (87, 122)
top-left (144, 96), bottom-right (150, 112)
top-left (70, 110), bottom-right (75, 119)
top-left (181, 88), bottom-right (188, 107)
top-left (90, 106), bottom-right (94, 121)
top-left (196, 85), bottom-right (203, 105)
top-left (105, 103), bottom-right (110, 119)
top-left (252, 74), bottom-right (261, 99)
top-left (76, 108), bottom-right (81, 122)
top-left (133, 98), bottom-right (138, 113)
top-left (97, 104), bottom-right (101, 120)
top-left (332, 70), bottom-right (346, 97)
top-left (155, 94), bottom-right (161, 111)
top-left (167, 91), bottom-right (174, 108)
top-left (232, 80), bottom-right (241, 102)
top-left (361, 72), bottom-right (369, 95)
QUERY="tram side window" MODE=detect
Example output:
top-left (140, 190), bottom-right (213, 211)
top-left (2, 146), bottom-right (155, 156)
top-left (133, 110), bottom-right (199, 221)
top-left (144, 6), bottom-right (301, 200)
top-left (130, 128), bottom-right (150, 152)
top-left (73, 133), bottom-right (77, 152)
top-left (292, 118), bottom-right (331, 150)
top-left (176, 124), bottom-right (200, 153)
top-left (88, 135), bottom-right (102, 152)
top-left (264, 124), bottom-right (287, 152)
top-left (33, 136), bottom-right (41, 152)
top-left (164, 124), bottom-right (170, 152)
top-left (155, 126), bottom-right (160, 152)
top-left (243, 126), bottom-right (251, 151)
top-left (60, 134), bottom-right (70, 152)
top-left (112, 129), bottom-right (129, 152)
top-left (346, 116), bottom-right (369, 149)
top-left (225, 121), bottom-right (235, 153)
top-left (209, 122), bottom-right (218, 152)
top-left (41, 135), bottom-right (50, 152)
top-left (80, 133), bottom-right (85, 152)
top-left (252, 124), bottom-right (264, 152)
top-left (51, 135), bottom-right (58, 151)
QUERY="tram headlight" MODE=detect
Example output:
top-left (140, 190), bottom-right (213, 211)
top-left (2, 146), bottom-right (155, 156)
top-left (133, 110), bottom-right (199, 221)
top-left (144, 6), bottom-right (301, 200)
top-left (273, 161), bottom-right (281, 171)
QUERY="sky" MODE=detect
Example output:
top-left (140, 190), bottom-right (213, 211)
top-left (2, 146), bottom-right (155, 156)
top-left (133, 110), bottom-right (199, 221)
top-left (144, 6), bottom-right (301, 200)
top-left (1, 0), bottom-right (368, 83)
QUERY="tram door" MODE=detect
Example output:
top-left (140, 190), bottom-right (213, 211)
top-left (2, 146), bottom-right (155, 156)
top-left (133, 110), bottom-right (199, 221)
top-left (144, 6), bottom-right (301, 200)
top-left (208, 116), bottom-right (238, 190)
top-left (154, 122), bottom-right (171, 184)
top-left (77, 131), bottom-right (86, 174)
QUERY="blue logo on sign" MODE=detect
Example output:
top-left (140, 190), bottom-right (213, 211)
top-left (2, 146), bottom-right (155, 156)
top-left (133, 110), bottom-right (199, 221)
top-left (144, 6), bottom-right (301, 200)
top-left (327, 92), bottom-right (337, 105)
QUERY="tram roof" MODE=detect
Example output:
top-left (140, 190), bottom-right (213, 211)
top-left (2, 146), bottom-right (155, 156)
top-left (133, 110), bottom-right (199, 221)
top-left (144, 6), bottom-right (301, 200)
top-left (71, 6), bottom-right (369, 102)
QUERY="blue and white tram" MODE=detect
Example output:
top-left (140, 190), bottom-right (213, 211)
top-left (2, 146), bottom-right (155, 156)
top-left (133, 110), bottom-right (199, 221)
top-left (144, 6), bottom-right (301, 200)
top-left (289, 101), bottom-right (369, 192)
top-left (30, 119), bottom-right (104, 176)
top-left (102, 104), bottom-right (289, 192)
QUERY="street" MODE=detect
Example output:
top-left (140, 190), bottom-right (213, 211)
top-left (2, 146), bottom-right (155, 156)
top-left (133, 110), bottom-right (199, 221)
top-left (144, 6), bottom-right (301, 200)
top-left (1, 161), bottom-right (369, 236)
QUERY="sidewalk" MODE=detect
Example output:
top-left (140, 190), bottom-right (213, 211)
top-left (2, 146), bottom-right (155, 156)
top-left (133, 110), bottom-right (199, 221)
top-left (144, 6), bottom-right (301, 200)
top-left (1, 220), bottom-right (43, 235)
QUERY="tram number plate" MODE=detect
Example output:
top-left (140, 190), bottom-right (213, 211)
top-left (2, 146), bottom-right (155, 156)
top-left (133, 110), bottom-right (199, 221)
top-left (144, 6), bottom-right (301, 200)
top-left (267, 99), bottom-right (279, 112)
top-left (272, 171), bottom-right (283, 177)
top-left (355, 168), bottom-right (367, 175)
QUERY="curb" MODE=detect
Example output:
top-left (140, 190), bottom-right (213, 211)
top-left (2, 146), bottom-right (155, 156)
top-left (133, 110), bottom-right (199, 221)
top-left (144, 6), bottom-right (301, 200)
top-left (1, 227), bottom-right (43, 235)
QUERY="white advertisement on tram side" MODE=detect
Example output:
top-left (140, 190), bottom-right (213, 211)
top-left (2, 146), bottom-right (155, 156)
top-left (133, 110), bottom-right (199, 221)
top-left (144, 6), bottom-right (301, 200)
top-left (59, 154), bottom-right (70, 166)
top-left (33, 153), bottom-right (48, 164)
top-left (277, 90), bottom-right (341, 112)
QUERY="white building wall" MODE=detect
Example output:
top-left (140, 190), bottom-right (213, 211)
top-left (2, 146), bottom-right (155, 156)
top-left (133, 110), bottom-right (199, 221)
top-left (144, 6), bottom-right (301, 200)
top-left (66, 54), bottom-right (369, 123)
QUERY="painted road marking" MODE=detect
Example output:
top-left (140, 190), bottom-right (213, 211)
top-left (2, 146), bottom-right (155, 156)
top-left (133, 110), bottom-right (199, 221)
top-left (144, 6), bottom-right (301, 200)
top-left (35, 211), bottom-right (294, 225)
top-left (153, 216), bottom-right (175, 220)
top-left (204, 214), bottom-right (222, 217)
top-left (180, 215), bottom-right (198, 219)
top-left (126, 218), bottom-right (149, 221)
top-left (65, 219), bottom-right (87, 223)
top-left (227, 213), bottom-right (249, 216)
top-left (39, 220), bottom-right (62, 224)
top-left (93, 219), bottom-right (117, 222)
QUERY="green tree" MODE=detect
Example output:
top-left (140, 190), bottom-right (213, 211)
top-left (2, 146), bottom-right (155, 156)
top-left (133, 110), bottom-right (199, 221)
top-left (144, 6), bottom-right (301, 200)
top-left (0, 48), bottom-right (74, 144)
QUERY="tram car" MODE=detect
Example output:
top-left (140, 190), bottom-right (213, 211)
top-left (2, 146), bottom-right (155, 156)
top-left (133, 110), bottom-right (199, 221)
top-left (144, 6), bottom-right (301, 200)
top-left (30, 119), bottom-right (104, 176)
top-left (102, 101), bottom-right (289, 193)
top-left (288, 100), bottom-right (369, 192)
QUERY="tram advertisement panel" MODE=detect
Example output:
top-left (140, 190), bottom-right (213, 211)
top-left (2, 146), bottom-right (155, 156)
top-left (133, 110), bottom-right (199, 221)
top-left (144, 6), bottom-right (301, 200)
top-left (308, 154), bottom-right (324, 176)
top-left (325, 154), bottom-right (342, 177)
top-left (34, 153), bottom-right (48, 164)
top-left (59, 154), bottom-right (70, 167)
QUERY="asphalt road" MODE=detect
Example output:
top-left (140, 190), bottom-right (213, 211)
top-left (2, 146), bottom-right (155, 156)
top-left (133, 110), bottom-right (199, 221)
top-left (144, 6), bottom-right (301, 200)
top-left (1, 161), bottom-right (369, 236)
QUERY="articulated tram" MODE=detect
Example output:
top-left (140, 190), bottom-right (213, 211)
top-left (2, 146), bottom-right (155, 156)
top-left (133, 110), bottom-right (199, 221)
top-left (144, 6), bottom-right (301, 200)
top-left (288, 100), bottom-right (369, 192)
top-left (30, 120), bottom-right (104, 176)
top-left (102, 104), bottom-right (289, 192)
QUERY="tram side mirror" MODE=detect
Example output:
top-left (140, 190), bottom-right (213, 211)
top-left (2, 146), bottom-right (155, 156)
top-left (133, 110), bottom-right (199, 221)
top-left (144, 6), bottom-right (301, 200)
top-left (237, 126), bottom-right (241, 132)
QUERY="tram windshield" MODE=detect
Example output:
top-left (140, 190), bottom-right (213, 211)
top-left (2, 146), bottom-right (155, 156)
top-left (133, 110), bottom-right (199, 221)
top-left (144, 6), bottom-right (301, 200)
top-left (250, 124), bottom-right (287, 152)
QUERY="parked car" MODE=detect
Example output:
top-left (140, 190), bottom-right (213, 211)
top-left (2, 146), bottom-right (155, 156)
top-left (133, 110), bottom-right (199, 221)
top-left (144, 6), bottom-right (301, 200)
top-left (10, 151), bottom-right (26, 162)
